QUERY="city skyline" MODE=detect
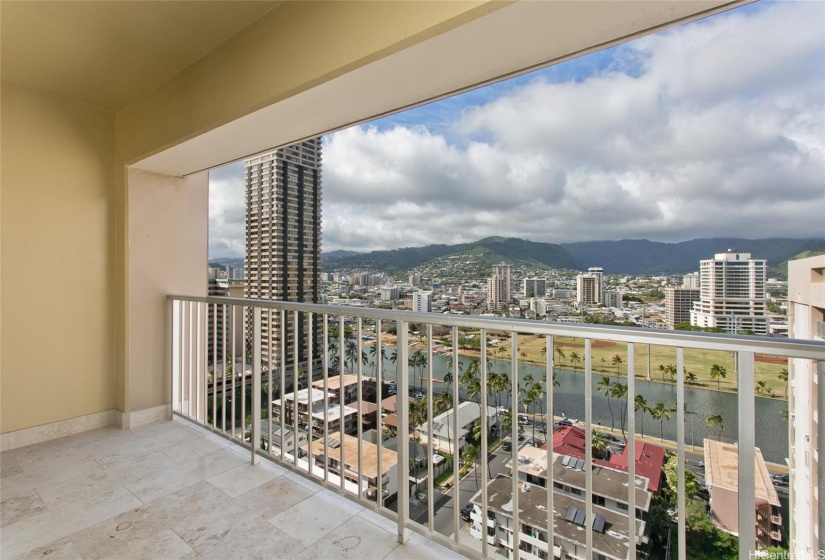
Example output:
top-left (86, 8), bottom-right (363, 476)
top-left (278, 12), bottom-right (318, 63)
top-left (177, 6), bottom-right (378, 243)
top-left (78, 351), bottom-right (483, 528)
top-left (209, 0), bottom-right (824, 258)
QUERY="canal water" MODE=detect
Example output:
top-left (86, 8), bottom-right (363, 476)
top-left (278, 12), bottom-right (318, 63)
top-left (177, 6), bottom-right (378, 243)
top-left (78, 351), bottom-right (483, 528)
top-left (369, 347), bottom-right (788, 464)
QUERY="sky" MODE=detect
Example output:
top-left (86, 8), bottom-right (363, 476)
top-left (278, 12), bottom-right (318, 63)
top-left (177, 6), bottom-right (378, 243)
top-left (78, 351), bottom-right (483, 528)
top-left (209, 0), bottom-right (825, 259)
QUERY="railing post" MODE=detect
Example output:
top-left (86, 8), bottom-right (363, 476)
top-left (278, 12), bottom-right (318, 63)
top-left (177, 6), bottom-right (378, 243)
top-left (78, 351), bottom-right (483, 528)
top-left (738, 351), bottom-right (755, 559)
top-left (396, 319), bottom-right (410, 544)
top-left (251, 306), bottom-right (261, 465)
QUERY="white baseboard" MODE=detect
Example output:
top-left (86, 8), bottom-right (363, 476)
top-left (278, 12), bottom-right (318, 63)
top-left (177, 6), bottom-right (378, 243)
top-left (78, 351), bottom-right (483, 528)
top-left (115, 404), bottom-right (172, 430)
top-left (1, 404), bottom-right (173, 451)
top-left (1, 410), bottom-right (115, 451)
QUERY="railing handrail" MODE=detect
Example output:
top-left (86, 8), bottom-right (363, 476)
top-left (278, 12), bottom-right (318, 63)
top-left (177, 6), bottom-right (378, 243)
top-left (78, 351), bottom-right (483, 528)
top-left (169, 294), bottom-right (825, 359)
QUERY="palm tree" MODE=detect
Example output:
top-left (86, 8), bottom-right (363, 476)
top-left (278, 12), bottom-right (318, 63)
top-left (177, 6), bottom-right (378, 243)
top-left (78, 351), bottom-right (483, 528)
top-left (778, 368), bottom-right (788, 398)
top-left (611, 382), bottom-right (629, 442)
top-left (666, 364), bottom-right (676, 382)
top-left (706, 413), bottom-right (725, 437)
top-left (461, 360), bottom-right (481, 404)
top-left (555, 347), bottom-right (566, 367)
top-left (651, 401), bottom-right (674, 442)
top-left (345, 340), bottom-right (358, 371)
top-left (756, 380), bottom-right (767, 394)
top-left (570, 351), bottom-right (581, 370)
top-left (685, 370), bottom-right (697, 385)
top-left (523, 375), bottom-right (542, 443)
top-left (591, 431), bottom-right (609, 460)
top-left (538, 371), bottom-right (558, 426)
top-left (612, 354), bottom-right (623, 375)
top-left (597, 376), bottom-right (615, 430)
top-left (489, 371), bottom-right (510, 436)
top-left (634, 394), bottom-right (649, 438)
top-left (657, 364), bottom-right (667, 382)
top-left (600, 357), bottom-right (606, 372)
top-left (435, 392), bottom-right (454, 456)
top-left (462, 443), bottom-right (480, 489)
top-left (710, 364), bottom-right (727, 390)
top-left (369, 344), bottom-right (386, 376)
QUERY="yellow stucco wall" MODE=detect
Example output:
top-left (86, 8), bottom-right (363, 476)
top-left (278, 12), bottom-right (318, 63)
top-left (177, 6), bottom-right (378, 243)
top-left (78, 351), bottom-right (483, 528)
top-left (1, 82), bottom-right (116, 432)
top-left (1, 1), bottom-right (507, 431)
top-left (116, 1), bottom-right (504, 414)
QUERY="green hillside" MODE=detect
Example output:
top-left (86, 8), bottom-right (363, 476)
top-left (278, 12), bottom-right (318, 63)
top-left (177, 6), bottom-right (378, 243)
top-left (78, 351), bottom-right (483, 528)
top-left (322, 237), bottom-right (576, 273)
top-left (768, 243), bottom-right (825, 279)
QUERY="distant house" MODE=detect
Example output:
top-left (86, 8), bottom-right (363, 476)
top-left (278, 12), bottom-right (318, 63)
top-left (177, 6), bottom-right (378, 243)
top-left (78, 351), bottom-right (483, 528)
top-left (260, 420), bottom-right (309, 456)
top-left (416, 401), bottom-right (497, 454)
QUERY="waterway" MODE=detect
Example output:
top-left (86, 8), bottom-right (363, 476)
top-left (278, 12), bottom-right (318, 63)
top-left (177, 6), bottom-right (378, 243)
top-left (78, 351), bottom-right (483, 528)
top-left (369, 347), bottom-right (789, 464)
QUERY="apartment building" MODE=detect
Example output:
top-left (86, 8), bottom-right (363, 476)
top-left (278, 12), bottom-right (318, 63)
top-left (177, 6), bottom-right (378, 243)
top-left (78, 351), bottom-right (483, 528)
top-left (470, 475), bottom-right (646, 560)
top-left (488, 263), bottom-right (512, 311)
top-left (577, 268), bottom-right (603, 306)
top-left (603, 291), bottom-right (623, 309)
top-left (704, 438), bottom-right (782, 549)
top-left (690, 250), bottom-right (769, 335)
top-left (412, 290), bottom-right (431, 313)
top-left (245, 140), bottom-right (323, 374)
top-left (306, 432), bottom-right (399, 502)
top-left (787, 254), bottom-right (825, 555)
top-left (524, 278), bottom-right (547, 298)
top-left (665, 287), bottom-right (701, 329)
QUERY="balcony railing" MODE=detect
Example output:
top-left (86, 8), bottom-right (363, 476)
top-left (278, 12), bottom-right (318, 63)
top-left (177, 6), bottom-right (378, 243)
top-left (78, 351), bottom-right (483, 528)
top-left (169, 295), bottom-right (824, 560)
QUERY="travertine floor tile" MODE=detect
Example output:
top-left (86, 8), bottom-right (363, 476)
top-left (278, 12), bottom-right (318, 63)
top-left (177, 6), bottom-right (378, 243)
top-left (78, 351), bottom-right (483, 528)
top-left (1, 489), bottom-right (46, 527)
top-left (207, 459), bottom-right (286, 497)
top-left (198, 519), bottom-right (304, 560)
top-left (291, 515), bottom-right (400, 560)
top-left (269, 489), bottom-right (364, 547)
top-left (12, 536), bottom-right (84, 560)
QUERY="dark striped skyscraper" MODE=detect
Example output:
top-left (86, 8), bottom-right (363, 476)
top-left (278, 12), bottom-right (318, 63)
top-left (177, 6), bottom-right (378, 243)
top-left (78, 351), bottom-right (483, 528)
top-left (245, 139), bottom-right (322, 377)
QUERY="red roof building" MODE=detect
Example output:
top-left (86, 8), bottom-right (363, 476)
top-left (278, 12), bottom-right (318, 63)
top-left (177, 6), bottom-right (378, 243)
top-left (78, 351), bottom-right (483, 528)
top-left (544, 425), bottom-right (665, 492)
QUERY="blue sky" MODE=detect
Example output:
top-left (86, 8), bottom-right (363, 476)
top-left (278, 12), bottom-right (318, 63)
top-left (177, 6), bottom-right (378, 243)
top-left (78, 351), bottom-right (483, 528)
top-left (209, 1), bottom-right (823, 258)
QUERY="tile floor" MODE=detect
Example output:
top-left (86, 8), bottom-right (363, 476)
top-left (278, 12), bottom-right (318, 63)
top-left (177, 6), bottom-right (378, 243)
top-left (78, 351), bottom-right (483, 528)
top-left (0, 419), bottom-right (465, 559)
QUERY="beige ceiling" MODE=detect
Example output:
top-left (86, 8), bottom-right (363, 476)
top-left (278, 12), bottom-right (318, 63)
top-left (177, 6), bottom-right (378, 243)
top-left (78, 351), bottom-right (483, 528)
top-left (0, 1), bottom-right (280, 112)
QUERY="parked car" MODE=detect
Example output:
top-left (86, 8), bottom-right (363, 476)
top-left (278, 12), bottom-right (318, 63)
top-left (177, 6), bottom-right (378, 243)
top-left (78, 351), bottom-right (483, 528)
top-left (501, 441), bottom-right (512, 452)
top-left (518, 415), bottom-right (529, 425)
top-left (460, 503), bottom-right (474, 521)
top-left (771, 474), bottom-right (789, 486)
top-left (557, 419), bottom-right (573, 427)
top-left (411, 390), bottom-right (424, 399)
top-left (386, 385), bottom-right (397, 396)
top-left (538, 426), bottom-right (548, 434)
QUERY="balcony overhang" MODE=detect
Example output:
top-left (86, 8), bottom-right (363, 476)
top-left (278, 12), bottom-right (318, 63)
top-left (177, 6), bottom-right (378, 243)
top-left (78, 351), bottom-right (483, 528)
top-left (133, 0), bottom-right (751, 177)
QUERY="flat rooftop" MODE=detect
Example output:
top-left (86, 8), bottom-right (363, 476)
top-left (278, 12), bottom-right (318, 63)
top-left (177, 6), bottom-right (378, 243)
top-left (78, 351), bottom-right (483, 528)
top-left (474, 477), bottom-right (641, 560)
top-left (507, 447), bottom-right (651, 512)
top-left (306, 432), bottom-right (397, 479)
top-left (312, 374), bottom-right (360, 392)
top-left (273, 387), bottom-right (326, 407)
top-left (703, 439), bottom-right (779, 506)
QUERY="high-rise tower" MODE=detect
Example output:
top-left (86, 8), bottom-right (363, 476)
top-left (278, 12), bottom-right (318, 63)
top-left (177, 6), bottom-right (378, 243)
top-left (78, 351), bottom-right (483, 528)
top-left (245, 139), bottom-right (322, 374)
top-left (487, 263), bottom-right (512, 312)
top-left (690, 250), bottom-right (768, 335)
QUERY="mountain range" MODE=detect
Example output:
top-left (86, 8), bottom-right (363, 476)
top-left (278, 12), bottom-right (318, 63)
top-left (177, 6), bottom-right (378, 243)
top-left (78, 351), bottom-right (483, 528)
top-left (320, 236), bottom-right (825, 276)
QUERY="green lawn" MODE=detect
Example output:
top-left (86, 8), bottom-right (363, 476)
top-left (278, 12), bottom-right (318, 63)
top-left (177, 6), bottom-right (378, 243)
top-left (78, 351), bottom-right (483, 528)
top-left (464, 333), bottom-right (788, 399)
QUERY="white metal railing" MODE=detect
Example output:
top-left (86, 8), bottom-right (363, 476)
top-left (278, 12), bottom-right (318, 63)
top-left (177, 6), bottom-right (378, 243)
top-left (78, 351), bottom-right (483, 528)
top-left (169, 295), bottom-right (825, 560)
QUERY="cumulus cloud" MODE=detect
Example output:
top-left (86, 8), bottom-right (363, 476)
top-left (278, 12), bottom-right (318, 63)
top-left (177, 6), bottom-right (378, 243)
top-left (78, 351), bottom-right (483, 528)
top-left (211, 1), bottom-right (825, 256)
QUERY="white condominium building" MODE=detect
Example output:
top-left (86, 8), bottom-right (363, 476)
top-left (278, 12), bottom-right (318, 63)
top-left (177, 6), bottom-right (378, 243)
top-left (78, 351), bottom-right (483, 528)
top-left (412, 290), bottom-right (431, 313)
top-left (690, 250), bottom-right (769, 335)
top-left (787, 255), bottom-right (825, 557)
top-left (487, 262), bottom-right (512, 311)
top-left (245, 139), bottom-right (323, 373)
